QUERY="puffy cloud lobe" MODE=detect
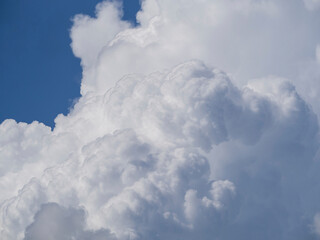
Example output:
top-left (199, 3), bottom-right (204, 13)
top-left (1, 0), bottom-right (320, 240)
top-left (0, 120), bottom-right (50, 177)
top-left (70, 1), bottom-right (131, 94)
top-left (1, 61), bottom-right (320, 240)
top-left (71, 0), bottom-right (320, 105)
top-left (70, 1), bottom-right (130, 67)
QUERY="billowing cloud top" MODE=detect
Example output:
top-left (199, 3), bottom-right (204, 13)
top-left (1, 0), bottom-right (320, 239)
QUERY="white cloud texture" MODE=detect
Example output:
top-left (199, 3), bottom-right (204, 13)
top-left (1, 0), bottom-right (320, 239)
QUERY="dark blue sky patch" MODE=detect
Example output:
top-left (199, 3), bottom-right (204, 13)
top-left (0, 0), bottom-right (140, 127)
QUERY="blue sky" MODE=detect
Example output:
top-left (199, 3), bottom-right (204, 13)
top-left (0, 0), bottom-right (140, 128)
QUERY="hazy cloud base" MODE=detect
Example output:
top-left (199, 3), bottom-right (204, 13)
top-left (1, 0), bottom-right (320, 239)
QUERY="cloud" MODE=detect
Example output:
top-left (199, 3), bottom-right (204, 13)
top-left (1, 0), bottom-right (320, 239)
top-left (2, 60), bottom-right (320, 239)
top-left (70, 0), bottom-right (320, 102)
top-left (304, 0), bottom-right (320, 10)
top-left (295, 44), bottom-right (320, 115)
top-left (24, 203), bottom-right (116, 240)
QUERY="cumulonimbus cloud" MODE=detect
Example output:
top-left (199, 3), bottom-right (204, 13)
top-left (1, 0), bottom-right (320, 239)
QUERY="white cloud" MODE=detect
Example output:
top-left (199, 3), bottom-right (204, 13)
top-left (2, 60), bottom-right (320, 239)
top-left (70, 0), bottom-right (320, 99)
top-left (24, 203), bottom-right (116, 240)
top-left (1, 0), bottom-right (320, 239)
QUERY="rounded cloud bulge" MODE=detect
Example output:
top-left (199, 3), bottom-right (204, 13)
top-left (1, 0), bottom-right (320, 239)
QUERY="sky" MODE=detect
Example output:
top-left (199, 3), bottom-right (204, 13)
top-left (0, 0), bottom-right (140, 127)
top-left (1, 0), bottom-right (320, 240)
